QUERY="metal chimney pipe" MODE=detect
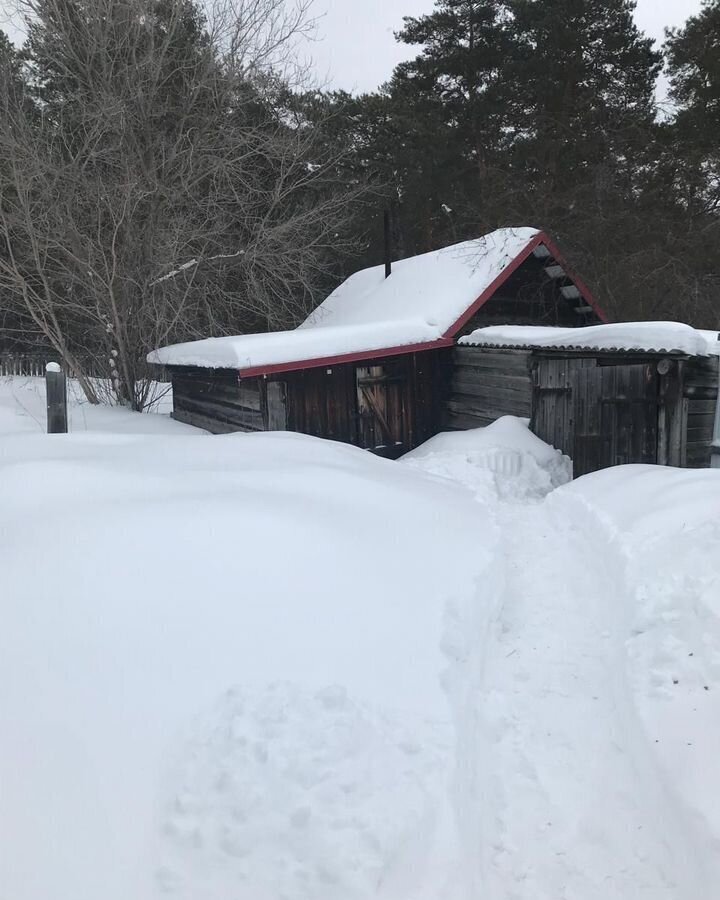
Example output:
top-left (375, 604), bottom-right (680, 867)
top-left (384, 208), bottom-right (392, 279)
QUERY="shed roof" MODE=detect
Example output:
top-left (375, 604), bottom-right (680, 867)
top-left (460, 323), bottom-right (720, 357)
top-left (148, 227), bottom-right (606, 374)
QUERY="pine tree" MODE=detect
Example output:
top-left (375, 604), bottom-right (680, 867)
top-left (508, 0), bottom-right (661, 196)
top-left (665, 0), bottom-right (720, 212)
top-left (395, 1), bottom-right (515, 180)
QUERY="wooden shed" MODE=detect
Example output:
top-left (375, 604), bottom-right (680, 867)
top-left (456, 323), bottom-right (720, 475)
top-left (149, 227), bottom-right (606, 457)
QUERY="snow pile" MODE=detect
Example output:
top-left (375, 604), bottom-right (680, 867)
top-left (563, 466), bottom-right (720, 869)
top-left (4, 394), bottom-right (720, 899)
top-left (461, 321), bottom-right (720, 356)
top-left (402, 416), bottom-right (571, 500)
top-left (148, 227), bottom-right (541, 371)
top-left (0, 430), bottom-right (491, 900)
top-left (405, 451), bottom-right (720, 897)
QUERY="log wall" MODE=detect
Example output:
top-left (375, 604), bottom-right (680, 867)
top-left (169, 350), bottom-right (446, 454)
top-left (441, 346), bottom-right (533, 430)
top-left (683, 355), bottom-right (719, 468)
top-left (171, 370), bottom-right (264, 434)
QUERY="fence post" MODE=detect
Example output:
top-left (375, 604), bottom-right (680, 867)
top-left (46, 362), bottom-right (68, 434)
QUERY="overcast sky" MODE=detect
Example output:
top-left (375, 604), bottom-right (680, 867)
top-left (306, 0), bottom-right (705, 94)
top-left (0, 0), bottom-right (705, 95)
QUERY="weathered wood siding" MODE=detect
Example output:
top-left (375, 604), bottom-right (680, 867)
top-left (531, 356), bottom-right (596, 459)
top-left (169, 350), bottom-right (446, 454)
top-left (442, 347), bottom-right (533, 430)
top-left (285, 365), bottom-right (358, 444)
top-left (571, 363), bottom-right (659, 474)
top-left (531, 353), bottom-right (714, 474)
top-left (683, 355), bottom-right (719, 468)
top-left (285, 351), bottom-right (443, 456)
top-left (172, 370), bottom-right (264, 434)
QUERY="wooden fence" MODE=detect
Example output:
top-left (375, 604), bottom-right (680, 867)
top-left (0, 355), bottom-right (59, 377)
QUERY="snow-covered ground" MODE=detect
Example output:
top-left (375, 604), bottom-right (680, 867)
top-left (1, 377), bottom-right (719, 899)
top-left (0, 374), bottom-right (198, 436)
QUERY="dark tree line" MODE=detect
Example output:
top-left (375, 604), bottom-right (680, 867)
top-left (1, 0), bottom-right (719, 409)
top-left (309, 0), bottom-right (720, 328)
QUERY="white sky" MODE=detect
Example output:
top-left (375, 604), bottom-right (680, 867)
top-left (306, 0), bottom-right (705, 93)
top-left (0, 0), bottom-right (705, 95)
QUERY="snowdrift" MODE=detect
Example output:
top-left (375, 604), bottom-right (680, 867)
top-left (2, 387), bottom-right (720, 900)
top-left (402, 416), bottom-right (572, 499)
top-left (0, 430), bottom-right (491, 900)
top-left (563, 465), bottom-right (720, 856)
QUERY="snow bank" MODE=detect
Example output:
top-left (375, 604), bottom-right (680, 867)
top-left (562, 466), bottom-right (720, 863)
top-left (561, 464), bottom-right (720, 540)
top-left (148, 227), bottom-right (540, 371)
top-left (4, 385), bottom-right (720, 899)
top-left (461, 321), bottom-right (720, 356)
top-left (0, 430), bottom-right (492, 900)
top-left (402, 416), bottom-right (571, 500)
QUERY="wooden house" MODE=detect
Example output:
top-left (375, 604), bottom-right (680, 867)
top-left (148, 227), bottom-right (606, 457)
top-left (148, 226), bottom-right (719, 474)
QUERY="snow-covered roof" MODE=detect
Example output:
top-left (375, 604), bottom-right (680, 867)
top-left (146, 320), bottom-right (443, 371)
top-left (149, 227), bottom-right (578, 373)
top-left (460, 323), bottom-right (720, 357)
top-left (302, 227), bottom-right (540, 333)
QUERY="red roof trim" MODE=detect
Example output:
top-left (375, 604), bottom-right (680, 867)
top-left (163, 231), bottom-right (607, 378)
top-left (236, 338), bottom-right (454, 378)
top-left (541, 233), bottom-right (609, 324)
top-left (443, 231), bottom-right (609, 339)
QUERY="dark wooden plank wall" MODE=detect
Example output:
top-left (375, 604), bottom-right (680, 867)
top-left (533, 353), bottom-right (716, 471)
top-left (170, 351), bottom-right (447, 452)
top-left (442, 347), bottom-right (533, 430)
top-left (285, 364), bottom-right (358, 444)
top-left (572, 364), bottom-right (659, 474)
top-left (531, 357), bottom-right (598, 458)
top-left (461, 294), bottom-right (581, 331)
top-left (683, 355), bottom-right (719, 468)
top-left (172, 370), bottom-right (264, 434)
top-left (285, 351), bottom-right (443, 454)
top-left (412, 350), bottom-right (446, 446)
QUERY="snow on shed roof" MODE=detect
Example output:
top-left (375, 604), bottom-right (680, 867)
top-left (301, 227), bottom-right (541, 333)
top-left (146, 319), bottom-right (444, 371)
top-left (148, 227), bottom-right (602, 373)
top-left (460, 323), bottom-right (720, 357)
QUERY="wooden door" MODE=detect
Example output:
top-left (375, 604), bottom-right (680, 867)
top-left (573, 364), bottom-right (659, 476)
top-left (356, 362), bottom-right (410, 457)
top-left (531, 357), bottom-right (593, 458)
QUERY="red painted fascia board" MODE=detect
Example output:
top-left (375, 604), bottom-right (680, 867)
top-left (215, 231), bottom-right (606, 379)
top-left (236, 337), bottom-right (454, 379)
top-left (443, 231), bottom-right (609, 339)
top-left (540, 233), bottom-right (609, 324)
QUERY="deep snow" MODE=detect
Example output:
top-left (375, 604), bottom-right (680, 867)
top-left (0, 374), bottom-right (197, 436)
top-left (2, 377), bottom-right (720, 899)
